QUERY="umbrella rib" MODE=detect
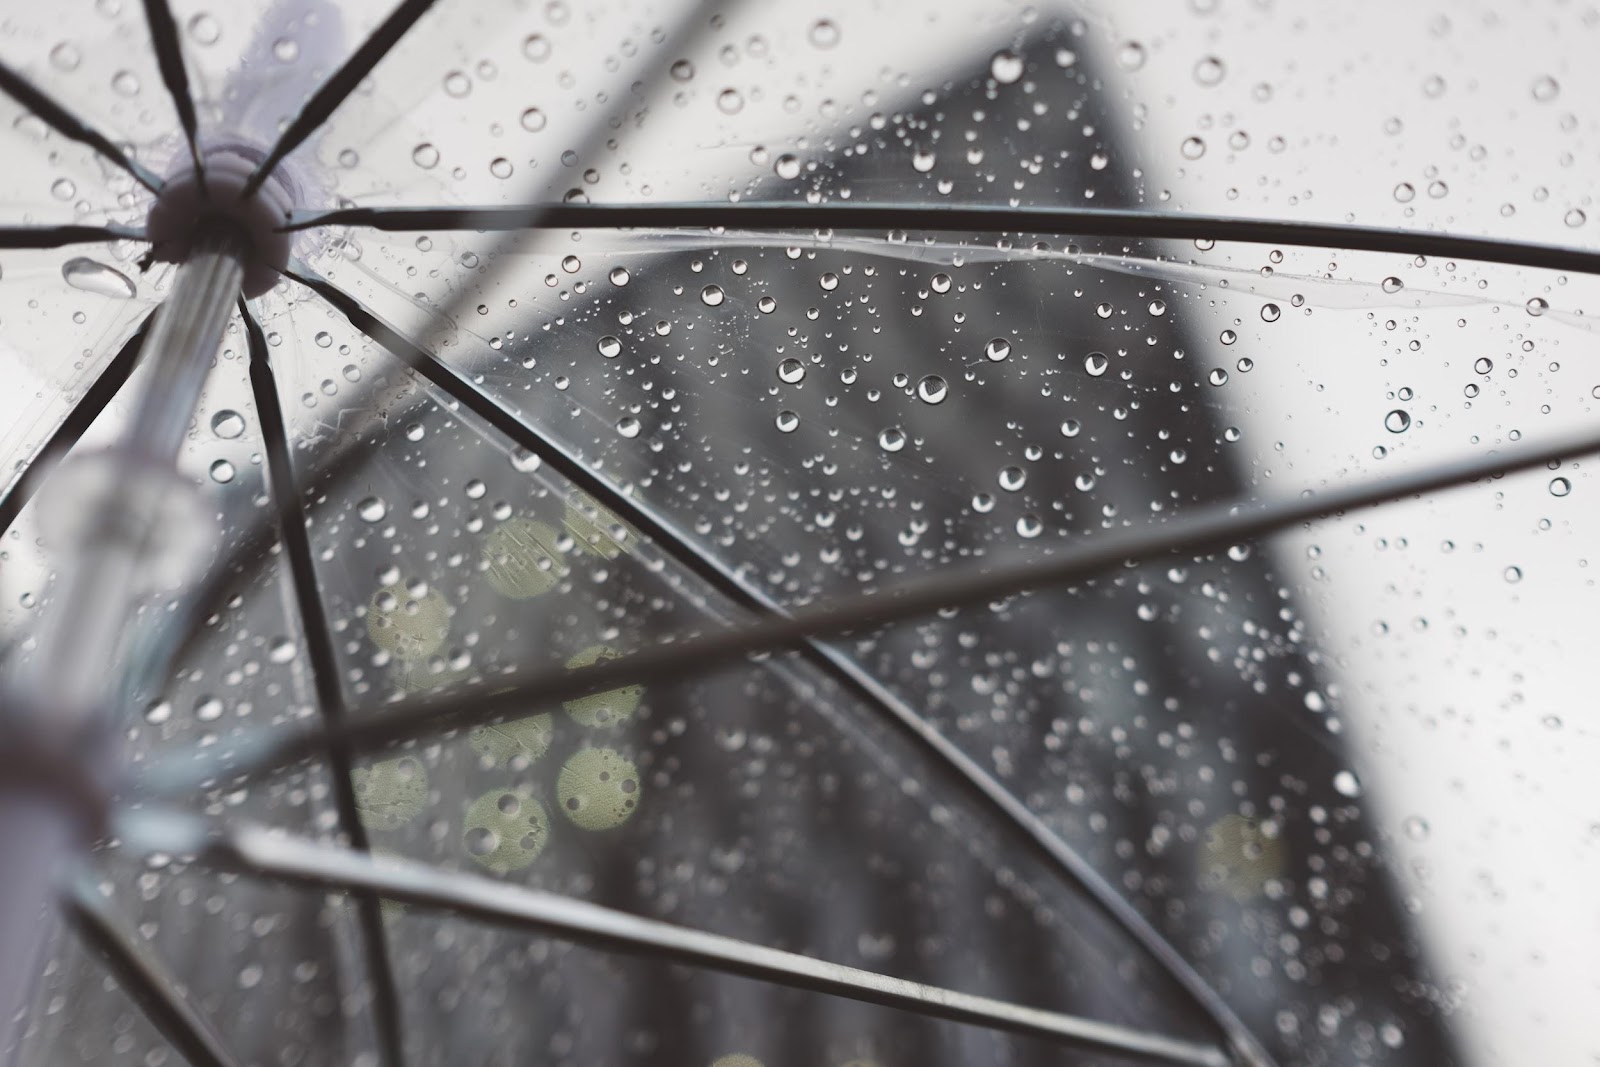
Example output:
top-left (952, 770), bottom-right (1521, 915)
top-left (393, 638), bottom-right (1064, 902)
top-left (284, 201), bottom-right (1600, 277)
top-left (241, 0), bottom-right (438, 198)
top-left (240, 303), bottom-right (408, 1067)
top-left (0, 223), bottom-right (144, 249)
top-left (284, 262), bottom-right (1277, 1067)
top-left (0, 60), bottom-right (162, 193)
top-left (182, 821), bottom-right (1229, 1067)
top-left (184, 417), bottom-right (1600, 783)
top-left (62, 877), bottom-right (241, 1067)
top-left (139, 0), bottom-right (207, 197)
top-left (0, 316), bottom-right (150, 536)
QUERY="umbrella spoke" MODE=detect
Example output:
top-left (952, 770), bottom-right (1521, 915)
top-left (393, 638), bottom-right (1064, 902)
top-left (180, 821), bottom-right (1230, 1067)
top-left (285, 262), bottom-right (1278, 1066)
top-left (62, 877), bottom-right (241, 1067)
top-left (282, 201), bottom-right (1600, 276)
top-left (138, 0), bottom-right (206, 197)
top-left (0, 223), bottom-right (143, 248)
top-left (240, 305), bottom-right (408, 1067)
top-left (241, 0), bottom-right (439, 198)
top-left (0, 60), bottom-right (161, 193)
top-left (0, 315), bottom-right (150, 536)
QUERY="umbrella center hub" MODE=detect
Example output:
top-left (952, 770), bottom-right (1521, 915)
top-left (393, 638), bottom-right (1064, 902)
top-left (145, 149), bottom-right (295, 298)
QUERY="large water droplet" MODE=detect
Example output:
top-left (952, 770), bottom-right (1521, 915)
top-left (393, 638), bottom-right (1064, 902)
top-left (357, 496), bottom-right (388, 523)
top-left (990, 50), bottom-right (1023, 84)
top-left (61, 257), bottom-right (135, 298)
top-left (776, 357), bottom-right (806, 383)
top-left (1384, 409), bottom-right (1411, 433)
top-left (775, 410), bottom-right (799, 433)
top-left (984, 337), bottom-right (1011, 362)
top-left (1549, 476), bottom-right (1572, 497)
top-left (596, 335), bottom-right (621, 358)
top-left (878, 427), bottom-right (906, 453)
top-left (1084, 352), bottom-right (1109, 377)
top-left (700, 284), bottom-right (725, 307)
top-left (412, 143), bottom-right (439, 169)
top-left (916, 374), bottom-right (947, 404)
top-left (1333, 770), bottom-right (1362, 798)
top-left (616, 416), bottom-right (642, 439)
top-left (211, 410), bottom-right (245, 438)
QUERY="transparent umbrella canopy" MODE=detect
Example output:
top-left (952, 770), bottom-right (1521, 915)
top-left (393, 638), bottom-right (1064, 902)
top-left (0, 3), bottom-right (1597, 1067)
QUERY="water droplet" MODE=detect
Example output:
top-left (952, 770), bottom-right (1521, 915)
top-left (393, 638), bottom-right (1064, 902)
top-left (818, 272), bottom-right (839, 292)
top-left (616, 415), bottom-right (642, 439)
top-left (916, 374), bottom-right (947, 404)
top-left (931, 273), bottom-right (952, 294)
top-left (757, 296), bottom-right (776, 314)
top-left (1531, 74), bottom-right (1560, 102)
top-left (195, 695), bottom-right (224, 722)
top-left (61, 257), bottom-right (135, 298)
top-left (1208, 367), bottom-right (1229, 386)
top-left (489, 157), bottom-right (513, 179)
top-left (50, 177), bottom-right (76, 201)
top-left (700, 284), bottom-right (725, 306)
top-left (1016, 514), bottom-right (1043, 538)
top-left (111, 70), bottom-right (140, 96)
top-left (1260, 303), bottom-right (1280, 322)
top-left (1565, 208), bottom-right (1587, 228)
top-left (1193, 56), bottom-right (1225, 86)
top-left (357, 496), bottom-right (388, 523)
top-left (1236, 357), bottom-right (1254, 373)
top-left (1060, 418), bottom-right (1081, 437)
top-left (211, 410), bottom-right (245, 438)
top-left (774, 154), bottom-right (801, 180)
top-left (776, 357), bottom-right (806, 383)
top-left (1219, 329), bottom-right (1237, 345)
top-left (1384, 409), bottom-right (1411, 433)
top-left (268, 637), bottom-right (297, 664)
top-left (523, 34), bottom-right (552, 61)
top-left (1117, 41), bottom-right (1147, 70)
top-left (187, 13), bottom-right (220, 45)
top-left (1504, 564), bottom-right (1523, 583)
top-left (1526, 296), bottom-right (1549, 316)
top-left (1474, 357), bottom-right (1493, 374)
top-left (1180, 136), bottom-right (1206, 160)
top-left (984, 337), bottom-right (1012, 362)
top-left (1403, 816), bottom-right (1429, 840)
top-left (520, 107), bottom-right (547, 132)
top-left (49, 42), bottom-right (81, 71)
top-left (999, 466), bottom-right (1026, 491)
top-left (669, 58), bottom-right (694, 81)
top-left (1333, 770), bottom-right (1361, 798)
top-left (443, 70), bottom-right (471, 97)
top-left (775, 410), bottom-right (799, 433)
top-left (412, 143), bottom-right (439, 169)
top-left (990, 49), bottom-right (1023, 84)
top-left (878, 427), bottom-right (906, 453)
top-left (608, 266), bottom-right (630, 286)
top-left (144, 700), bottom-right (171, 724)
top-left (716, 87), bottom-right (743, 113)
top-left (1549, 476), bottom-right (1571, 497)
top-left (1084, 352), bottom-right (1109, 377)
top-left (595, 335), bottom-right (623, 359)
top-left (911, 147), bottom-right (937, 173)
top-left (1393, 182), bottom-right (1416, 203)
top-left (808, 19), bottom-right (840, 49)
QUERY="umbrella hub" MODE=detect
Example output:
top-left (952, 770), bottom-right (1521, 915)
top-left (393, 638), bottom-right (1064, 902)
top-left (145, 148), bottom-right (295, 298)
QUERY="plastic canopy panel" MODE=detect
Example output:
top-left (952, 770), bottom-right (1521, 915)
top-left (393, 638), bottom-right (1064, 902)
top-left (0, 3), bottom-right (1596, 1067)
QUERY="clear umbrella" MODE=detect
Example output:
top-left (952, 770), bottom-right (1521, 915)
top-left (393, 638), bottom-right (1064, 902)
top-left (1, 4), bottom-right (1597, 1067)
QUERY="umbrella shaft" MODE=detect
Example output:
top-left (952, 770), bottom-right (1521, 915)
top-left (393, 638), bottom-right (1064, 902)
top-left (128, 231), bottom-right (247, 462)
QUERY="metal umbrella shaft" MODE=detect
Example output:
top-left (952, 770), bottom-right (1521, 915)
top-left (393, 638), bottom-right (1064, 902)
top-left (0, 228), bottom-right (246, 1057)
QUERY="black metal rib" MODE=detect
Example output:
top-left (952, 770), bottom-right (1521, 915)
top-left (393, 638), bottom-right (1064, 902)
top-left (285, 201), bottom-right (1600, 277)
top-left (241, 0), bottom-right (438, 197)
top-left (0, 223), bottom-right (143, 248)
top-left (62, 878), bottom-right (238, 1067)
top-left (197, 824), bottom-right (1228, 1067)
top-left (284, 261), bottom-right (1276, 1066)
top-left (240, 303), bottom-right (407, 1067)
top-left (139, 0), bottom-right (206, 197)
top-left (185, 414), bottom-right (1600, 781)
top-left (0, 317), bottom-right (150, 535)
top-left (0, 60), bottom-right (161, 193)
